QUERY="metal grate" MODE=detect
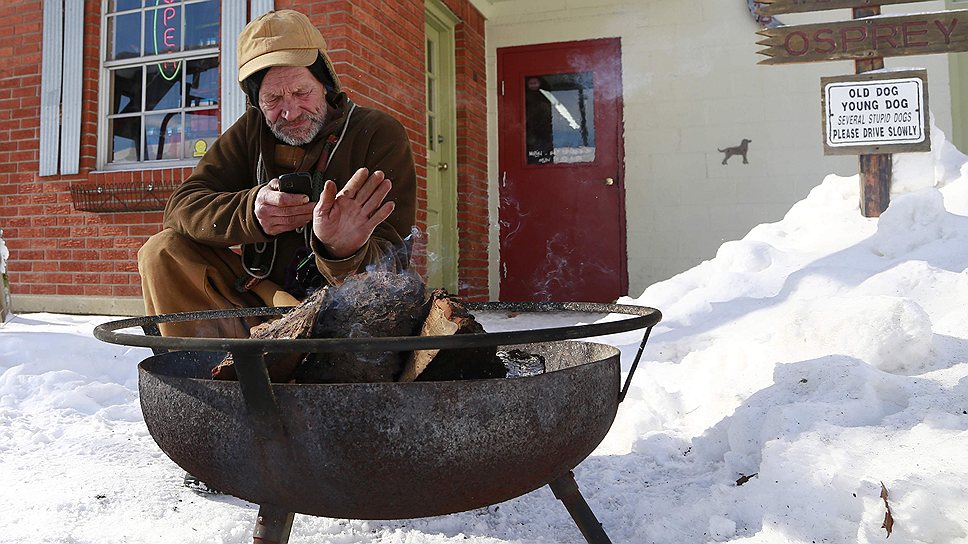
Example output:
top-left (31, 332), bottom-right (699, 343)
top-left (69, 181), bottom-right (178, 213)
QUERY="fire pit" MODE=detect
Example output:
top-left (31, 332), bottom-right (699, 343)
top-left (94, 301), bottom-right (661, 544)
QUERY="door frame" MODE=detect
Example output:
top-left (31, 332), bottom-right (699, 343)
top-left (425, 0), bottom-right (460, 291)
top-left (496, 38), bottom-right (628, 301)
top-left (948, 0), bottom-right (968, 152)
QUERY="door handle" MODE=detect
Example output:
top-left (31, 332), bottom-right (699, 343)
top-left (437, 162), bottom-right (449, 171)
top-left (604, 177), bottom-right (615, 186)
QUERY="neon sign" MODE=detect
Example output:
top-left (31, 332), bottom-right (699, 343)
top-left (153, 0), bottom-right (180, 80)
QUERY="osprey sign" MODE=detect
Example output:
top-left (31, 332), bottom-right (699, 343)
top-left (821, 70), bottom-right (929, 155)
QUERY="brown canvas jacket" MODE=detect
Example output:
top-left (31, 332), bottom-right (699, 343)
top-left (163, 92), bottom-right (417, 292)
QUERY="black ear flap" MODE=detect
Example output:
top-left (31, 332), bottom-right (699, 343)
top-left (308, 54), bottom-right (336, 92)
top-left (242, 68), bottom-right (268, 106)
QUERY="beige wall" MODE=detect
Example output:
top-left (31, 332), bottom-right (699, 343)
top-left (483, 0), bottom-right (953, 299)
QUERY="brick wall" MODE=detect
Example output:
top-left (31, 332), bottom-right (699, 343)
top-left (0, 0), bottom-right (488, 312)
top-left (0, 0), bottom-right (190, 302)
top-left (286, 0), bottom-right (490, 299)
top-left (443, 0), bottom-right (488, 300)
top-left (285, 0), bottom-right (432, 279)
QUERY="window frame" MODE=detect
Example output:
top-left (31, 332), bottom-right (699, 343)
top-left (96, 0), bottom-right (221, 171)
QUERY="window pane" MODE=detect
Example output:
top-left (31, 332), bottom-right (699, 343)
top-left (145, 62), bottom-right (183, 111)
top-left (185, 110), bottom-right (218, 158)
top-left (110, 0), bottom-right (142, 12)
top-left (525, 72), bottom-right (596, 165)
top-left (112, 117), bottom-right (141, 163)
top-left (109, 13), bottom-right (142, 60)
top-left (185, 0), bottom-right (220, 50)
top-left (185, 57), bottom-right (218, 107)
top-left (145, 4), bottom-right (181, 56)
top-left (145, 113), bottom-right (182, 161)
top-left (112, 67), bottom-right (142, 114)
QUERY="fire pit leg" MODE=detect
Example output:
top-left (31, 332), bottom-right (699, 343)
top-left (549, 471), bottom-right (613, 544)
top-left (253, 505), bottom-right (294, 544)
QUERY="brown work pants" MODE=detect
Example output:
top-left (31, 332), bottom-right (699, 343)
top-left (138, 228), bottom-right (299, 338)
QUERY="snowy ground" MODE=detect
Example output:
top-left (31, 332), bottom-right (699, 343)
top-left (3, 121), bottom-right (968, 543)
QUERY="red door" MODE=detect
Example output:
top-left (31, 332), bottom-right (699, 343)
top-left (498, 39), bottom-right (627, 302)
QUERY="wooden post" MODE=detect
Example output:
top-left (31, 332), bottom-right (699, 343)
top-left (854, 6), bottom-right (891, 217)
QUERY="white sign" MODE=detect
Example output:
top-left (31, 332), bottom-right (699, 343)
top-left (824, 77), bottom-right (925, 147)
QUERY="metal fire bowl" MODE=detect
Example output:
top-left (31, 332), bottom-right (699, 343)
top-left (96, 302), bottom-right (661, 520)
top-left (139, 341), bottom-right (615, 519)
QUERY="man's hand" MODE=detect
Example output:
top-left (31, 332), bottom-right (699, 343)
top-left (313, 167), bottom-right (395, 259)
top-left (254, 179), bottom-right (316, 236)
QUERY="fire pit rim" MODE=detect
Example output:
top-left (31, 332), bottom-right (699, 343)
top-left (94, 301), bottom-right (661, 355)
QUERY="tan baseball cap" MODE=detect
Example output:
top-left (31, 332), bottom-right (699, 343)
top-left (237, 10), bottom-right (340, 90)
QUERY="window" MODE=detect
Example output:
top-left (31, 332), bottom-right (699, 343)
top-left (524, 72), bottom-right (596, 165)
top-left (101, 0), bottom-right (220, 168)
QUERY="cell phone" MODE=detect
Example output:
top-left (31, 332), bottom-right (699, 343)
top-left (278, 172), bottom-right (314, 199)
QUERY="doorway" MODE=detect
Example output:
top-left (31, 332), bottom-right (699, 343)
top-left (948, 0), bottom-right (968, 152)
top-left (497, 38), bottom-right (627, 302)
top-left (424, 1), bottom-right (459, 292)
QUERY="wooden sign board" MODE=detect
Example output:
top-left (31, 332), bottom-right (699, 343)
top-left (821, 69), bottom-right (929, 155)
top-left (757, 0), bottom-right (935, 17)
top-left (757, 10), bottom-right (968, 64)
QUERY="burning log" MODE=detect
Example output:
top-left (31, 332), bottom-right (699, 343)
top-left (293, 271), bottom-right (426, 383)
top-left (211, 286), bottom-right (328, 382)
top-left (212, 272), bottom-right (506, 384)
top-left (399, 289), bottom-right (504, 382)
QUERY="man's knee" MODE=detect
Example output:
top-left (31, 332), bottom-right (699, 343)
top-left (138, 228), bottom-right (192, 276)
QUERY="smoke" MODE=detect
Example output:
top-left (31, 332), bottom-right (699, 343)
top-left (527, 232), bottom-right (615, 301)
top-left (498, 196), bottom-right (529, 245)
top-left (305, 270), bottom-right (427, 376)
top-left (356, 225), bottom-right (424, 277)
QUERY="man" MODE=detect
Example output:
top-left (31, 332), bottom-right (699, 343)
top-left (138, 9), bottom-right (417, 338)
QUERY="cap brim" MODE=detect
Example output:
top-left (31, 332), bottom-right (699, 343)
top-left (238, 48), bottom-right (318, 83)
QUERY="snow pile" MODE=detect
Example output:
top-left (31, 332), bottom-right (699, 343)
top-left (611, 119), bottom-right (968, 543)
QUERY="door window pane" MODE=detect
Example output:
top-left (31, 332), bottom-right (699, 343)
top-left (525, 72), bottom-right (596, 165)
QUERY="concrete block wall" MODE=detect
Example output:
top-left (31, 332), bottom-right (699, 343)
top-left (484, 0), bottom-right (953, 298)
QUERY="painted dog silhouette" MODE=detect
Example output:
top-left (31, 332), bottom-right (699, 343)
top-left (719, 139), bottom-right (751, 165)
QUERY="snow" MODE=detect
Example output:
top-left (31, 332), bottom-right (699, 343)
top-left (3, 121), bottom-right (968, 543)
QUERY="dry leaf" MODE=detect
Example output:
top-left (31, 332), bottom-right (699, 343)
top-left (735, 473), bottom-right (757, 486)
top-left (880, 481), bottom-right (894, 538)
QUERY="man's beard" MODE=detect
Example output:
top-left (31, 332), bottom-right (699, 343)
top-left (268, 110), bottom-right (326, 146)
